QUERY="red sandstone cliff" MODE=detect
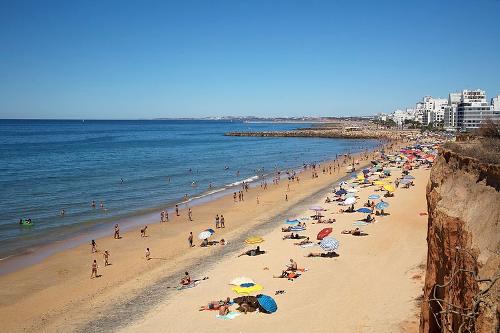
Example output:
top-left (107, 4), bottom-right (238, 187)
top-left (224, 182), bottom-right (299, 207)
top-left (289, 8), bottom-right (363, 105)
top-left (420, 148), bottom-right (500, 333)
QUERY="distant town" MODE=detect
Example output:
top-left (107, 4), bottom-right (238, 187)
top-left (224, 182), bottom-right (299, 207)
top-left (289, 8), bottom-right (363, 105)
top-left (377, 89), bottom-right (500, 132)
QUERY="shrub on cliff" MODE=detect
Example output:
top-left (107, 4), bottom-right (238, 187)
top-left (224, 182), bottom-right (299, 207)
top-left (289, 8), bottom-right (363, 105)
top-left (444, 138), bottom-right (500, 165)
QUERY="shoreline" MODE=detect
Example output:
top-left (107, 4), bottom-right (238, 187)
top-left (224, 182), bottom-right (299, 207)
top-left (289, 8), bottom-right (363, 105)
top-left (0, 142), bottom-right (382, 276)
top-left (0, 141), bottom-right (399, 332)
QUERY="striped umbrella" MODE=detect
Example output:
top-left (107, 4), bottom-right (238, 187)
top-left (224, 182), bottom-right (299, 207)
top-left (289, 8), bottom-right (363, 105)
top-left (319, 237), bottom-right (340, 252)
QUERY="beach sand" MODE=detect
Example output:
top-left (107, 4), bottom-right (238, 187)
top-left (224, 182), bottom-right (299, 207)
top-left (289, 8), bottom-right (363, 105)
top-left (0, 141), bottom-right (428, 332)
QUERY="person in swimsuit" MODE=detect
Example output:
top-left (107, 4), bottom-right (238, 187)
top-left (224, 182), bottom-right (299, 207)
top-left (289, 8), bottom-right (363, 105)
top-left (103, 250), bottom-right (110, 266)
top-left (91, 260), bottom-right (98, 278)
top-left (175, 204), bottom-right (179, 216)
top-left (140, 225), bottom-right (147, 237)
top-left (114, 224), bottom-right (120, 239)
top-left (91, 239), bottom-right (97, 253)
top-left (165, 210), bottom-right (169, 222)
top-left (215, 214), bottom-right (220, 228)
top-left (188, 232), bottom-right (194, 247)
top-left (220, 215), bottom-right (225, 228)
top-left (287, 258), bottom-right (298, 271)
top-left (145, 248), bottom-right (150, 260)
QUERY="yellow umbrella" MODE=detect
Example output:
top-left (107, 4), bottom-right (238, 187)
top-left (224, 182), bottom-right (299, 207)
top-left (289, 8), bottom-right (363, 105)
top-left (245, 236), bottom-right (264, 244)
top-left (357, 174), bottom-right (364, 180)
top-left (231, 283), bottom-right (263, 294)
top-left (383, 185), bottom-right (395, 192)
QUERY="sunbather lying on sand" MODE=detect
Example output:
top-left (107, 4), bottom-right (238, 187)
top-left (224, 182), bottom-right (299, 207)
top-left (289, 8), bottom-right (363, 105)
top-left (363, 214), bottom-right (375, 223)
top-left (315, 218), bottom-right (335, 224)
top-left (199, 297), bottom-right (231, 311)
top-left (294, 237), bottom-right (311, 245)
top-left (282, 233), bottom-right (306, 240)
top-left (306, 251), bottom-right (338, 258)
top-left (238, 246), bottom-right (266, 257)
top-left (341, 228), bottom-right (364, 236)
top-left (325, 196), bottom-right (331, 203)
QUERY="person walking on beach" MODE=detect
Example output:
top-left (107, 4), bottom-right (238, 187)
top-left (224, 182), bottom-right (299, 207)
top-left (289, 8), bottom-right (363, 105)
top-left (140, 225), bottom-right (147, 237)
top-left (145, 248), bottom-right (151, 260)
top-left (91, 260), bottom-right (98, 278)
top-left (160, 211), bottom-right (165, 223)
top-left (175, 204), bottom-right (179, 216)
top-left (256, 195), bottom-right (259, 204)
top-left (188, 232), bottom-right (194, 247)
top-left (215, 214), bottom-right (220, 228)
top-left (103, 250), bottom-right (110, 266)
top-left (114, 224), bottom-right (120, 239)
top-left (233, 192), bottom-right (237, 203)
top-left (91, 239), bottom-right (97, 253)
top-left (165, 210), bottom-right (169, 222)
top-left (220, 215), bottom-right (225, 228)
top-left (285, 193), bottom-right (288, 201)
top-left (188, 208), bottom-right (193, 221)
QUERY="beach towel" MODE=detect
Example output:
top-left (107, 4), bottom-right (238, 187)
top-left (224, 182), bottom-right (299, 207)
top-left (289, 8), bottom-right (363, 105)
top-left (216, 311), bottom-right (241, 320)
top-left (353, 221), bottom-right (369, 226)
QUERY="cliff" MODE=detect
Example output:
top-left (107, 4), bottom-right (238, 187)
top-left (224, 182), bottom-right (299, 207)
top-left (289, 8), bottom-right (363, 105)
top-left (420, 147), bottom-right (500, 333)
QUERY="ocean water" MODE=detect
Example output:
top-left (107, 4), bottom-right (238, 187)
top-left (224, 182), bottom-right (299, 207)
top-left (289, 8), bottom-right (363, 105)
top-left (0, 120), bottom-right (380, 259)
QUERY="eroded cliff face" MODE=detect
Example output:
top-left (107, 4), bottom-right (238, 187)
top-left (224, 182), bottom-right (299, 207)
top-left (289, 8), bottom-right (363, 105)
top-left (420, 148), bottom-right (500, 333)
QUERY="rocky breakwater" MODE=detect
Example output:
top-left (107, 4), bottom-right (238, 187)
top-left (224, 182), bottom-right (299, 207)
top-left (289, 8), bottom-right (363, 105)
top-left (420, 147), bottom-right (500, 333)
top-left (225, 128), bottom-right (409, 140)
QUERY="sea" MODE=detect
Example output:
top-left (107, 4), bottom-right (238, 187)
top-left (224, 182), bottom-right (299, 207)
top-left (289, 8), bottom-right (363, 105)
top-left (0, 119), bottom-right (380, 264)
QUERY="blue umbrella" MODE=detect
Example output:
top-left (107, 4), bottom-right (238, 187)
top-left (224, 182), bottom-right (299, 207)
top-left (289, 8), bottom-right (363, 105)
top-left (319, 237), bottom-right (340, 251)
top-left (368, 194), bottom-right (380, 200)
top-left (256, 294), bottom-right (278, 314)
top-left (357, 207), bottom-right (372, 213)
top-left (335, 189), bottom-right (347, 196)
top-left (375, 201), bottom-right (390, 210)
top-left (285, 219), bottom-right (300, 225)
top-left (206, 228), bottom-right (215, 234)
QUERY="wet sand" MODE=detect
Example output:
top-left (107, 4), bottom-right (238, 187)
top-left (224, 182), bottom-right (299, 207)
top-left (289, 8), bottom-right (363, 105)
top-left (0, 145), bottom-right (392, 332)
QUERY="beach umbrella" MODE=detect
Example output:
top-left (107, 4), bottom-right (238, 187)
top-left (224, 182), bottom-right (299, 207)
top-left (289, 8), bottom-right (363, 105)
top-left (335, 189), bottom-right (347, 196)
top-left (206, 228), bottom-right (215, 234)
top-left (375, 201), bottom-right (390, 210)
top-left (256, 294), bottom-right (278, 314)
top-left (344, 197), bottom-right (356, 205)
top-left (309, 205), bottom-right (325, 211)
top-left (317, 227), bottom-right (332, 240)
top-left (245, 236), bottom-right (264, 244)
top-left (400, 178), bottom-right (412, 184)
top-left (368, 194), bottom-right (380, 200)
top-left (357, 207), bottom-right (372, 213)
top-left (319, 237), bottom-right (340, 252)
top-left (373, 180), bottom-right (385, 186)
top-left (232, 283), bottom-right (263, 295)
top-left (230, 277), bottom-right (255, 286)
top-left (403, 175), bottom-right (415, 180)
top-left (383, 184), bottom-right (395, 192)
top-left (285, 219), bottom-right (300, 225)
top-left (198, 230), bottom-right (213, 240)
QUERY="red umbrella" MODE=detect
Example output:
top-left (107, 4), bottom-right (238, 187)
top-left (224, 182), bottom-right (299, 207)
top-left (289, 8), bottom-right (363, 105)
top-left (317, 227), bottom-right (333, 240)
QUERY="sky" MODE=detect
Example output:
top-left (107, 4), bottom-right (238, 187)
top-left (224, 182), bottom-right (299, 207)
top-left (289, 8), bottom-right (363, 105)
top-left (0, 0), bottom-right (499, 119)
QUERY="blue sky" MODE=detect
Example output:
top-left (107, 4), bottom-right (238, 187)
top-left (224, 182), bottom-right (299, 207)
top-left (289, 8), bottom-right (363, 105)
top-left (1, 0), bottom-right (499, 119)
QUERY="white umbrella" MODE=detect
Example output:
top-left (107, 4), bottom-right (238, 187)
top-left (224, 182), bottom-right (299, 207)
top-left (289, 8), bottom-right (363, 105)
top-left (319, 237), bottom-right (340, 252)
top-left (230, 277), bottom-right (255, 286)
top-left (344, 197), bottom-right (356, 205)
top-left (198, 230), bottom-right (213, 240)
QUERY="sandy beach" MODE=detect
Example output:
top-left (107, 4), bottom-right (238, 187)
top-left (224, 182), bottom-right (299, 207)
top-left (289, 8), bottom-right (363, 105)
top-left (0, 140), bottom-right (430, 332)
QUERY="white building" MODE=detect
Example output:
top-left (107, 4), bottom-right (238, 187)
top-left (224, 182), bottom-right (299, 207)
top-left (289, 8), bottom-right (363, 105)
top-left (456, 89), bottom-right (499, 131)
top-left (492, 95), bottom-right (500, 111)
top-left (421, 96), bottom-right (447, 125)
top-left (444, 92), bottom-right (461, 129)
